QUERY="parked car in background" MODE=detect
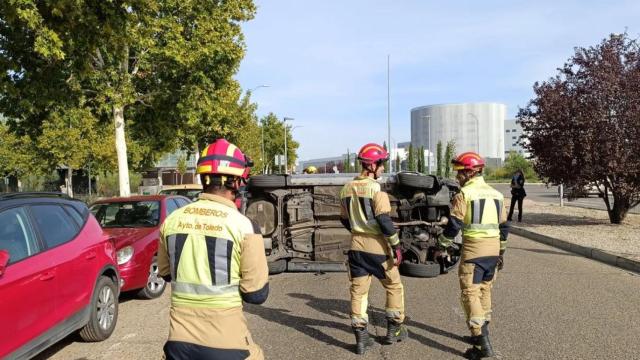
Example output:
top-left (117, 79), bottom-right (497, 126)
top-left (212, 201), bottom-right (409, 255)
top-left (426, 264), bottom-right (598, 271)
top-left (243, 172), bottom-right (461, 278)
top-left (158, 184), bottom-right (202, 200)
top-left (558, 183), bottom-right (605, 198)
top-left (0, 193), bottom-right (119, 359)
top-left (90, 195), bottom-right (191, 299)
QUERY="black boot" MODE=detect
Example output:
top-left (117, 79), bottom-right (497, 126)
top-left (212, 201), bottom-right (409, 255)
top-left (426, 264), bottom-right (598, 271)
top-left (464, 334), bottom-right (496, 359)
top-left (352, 326), bottom-right (374, 355)
top-left (464, 323), bottom-right (490, 344)
top-left (382, 320), bottom-right (408, 345)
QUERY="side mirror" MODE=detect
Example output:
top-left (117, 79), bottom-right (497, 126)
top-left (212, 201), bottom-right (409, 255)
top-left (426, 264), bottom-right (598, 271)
top-left (0, 250), bottom-right (10, 277)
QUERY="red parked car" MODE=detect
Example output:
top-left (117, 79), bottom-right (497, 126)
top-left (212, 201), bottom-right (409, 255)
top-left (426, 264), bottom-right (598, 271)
top-left (90, 195), bottom-right (191, 299)
top-left (0, 193), bottom-right (119, 359)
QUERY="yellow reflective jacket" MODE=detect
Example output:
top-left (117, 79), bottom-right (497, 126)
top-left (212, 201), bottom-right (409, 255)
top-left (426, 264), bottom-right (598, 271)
top-left (158, 193), bottom-right (268, 309)
top-left (340, 176), bottom-right (399, 246)
top-left (459, 176), bottom-right (504, 239)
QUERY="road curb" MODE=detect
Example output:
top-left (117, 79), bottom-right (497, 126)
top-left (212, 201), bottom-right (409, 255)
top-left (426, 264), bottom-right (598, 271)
top-left (510, 227), bottom-right (640, 274)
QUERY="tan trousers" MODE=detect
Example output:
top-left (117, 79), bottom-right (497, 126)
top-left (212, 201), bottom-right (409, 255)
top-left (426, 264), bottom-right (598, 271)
top-left (349, 261), bottom-right (405, 327)
top-left (458, 262), bottom-right (498, 336)
top-left (167, 305), bottom-right (264, 359)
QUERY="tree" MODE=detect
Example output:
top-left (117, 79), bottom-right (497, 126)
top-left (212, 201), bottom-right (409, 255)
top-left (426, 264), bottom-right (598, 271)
top-left (503, 151), bottom-right (536, 180)
top-left (395, 154), bottom-right (401, 172)
top-left (0, 0), bottom-right (256, 196)
top-left (176, 155), bottom-right (187, 185)
top-left (419, 146), bottom-right (426, 173)
top-left (260, 113), bottom-right (299, 174)
top-left (436, 141), bottom-right (444, 177)
top-left (518, 33), bottom-right (640, 223)
top-left (444, 140), bottom-right (456, 178)
top-left (0, 122), bottom-right (35, 180)
top-left (407, 144), bottom-right (416, 171)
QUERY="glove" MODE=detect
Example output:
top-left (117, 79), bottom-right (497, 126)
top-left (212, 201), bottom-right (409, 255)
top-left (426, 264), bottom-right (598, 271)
top-left (391, 245), bottom-right (403, 267)
top-left (497, 250), bottom-right (505, 271)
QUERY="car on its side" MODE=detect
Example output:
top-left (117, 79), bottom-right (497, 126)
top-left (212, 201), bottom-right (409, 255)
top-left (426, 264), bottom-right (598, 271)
top-left (243, 172), bottom-right (461, 278)
top-left (90, 195), bottom-right (191, 299)
top-left (0, 192), bottom-right (119, 359)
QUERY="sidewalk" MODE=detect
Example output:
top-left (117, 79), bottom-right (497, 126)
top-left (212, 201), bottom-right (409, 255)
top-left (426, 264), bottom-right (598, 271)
top-left (506, 199), bottom-right (640, 273)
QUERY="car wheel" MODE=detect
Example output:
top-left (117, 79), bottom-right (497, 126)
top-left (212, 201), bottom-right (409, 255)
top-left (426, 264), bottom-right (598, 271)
top-left (399, 261), bottom-right (440, 278)
top-left (397, 172), bottom-right (436, 189)
top-left (268, 259), bottom-right (287, 275)
top-left (138, 256), bottom-right (166, 299)
top-left (79, 276), bottom-right (118, 342)
top-left (249, 175), bottom-right (287, 188)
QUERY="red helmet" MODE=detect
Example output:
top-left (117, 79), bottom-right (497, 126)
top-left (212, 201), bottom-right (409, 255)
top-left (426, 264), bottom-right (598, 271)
top-left (357, 143), bottom-right (389, 165)
top-left (196, 139), bottom-right (252, 179)
top-left (451, 152), bottom-right (485, 171)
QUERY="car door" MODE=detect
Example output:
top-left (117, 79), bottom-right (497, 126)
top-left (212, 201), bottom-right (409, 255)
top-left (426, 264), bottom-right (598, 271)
top-left (29, 204), bottom-right (88, 327)
top-left (0, 206), bottom-right (54, 358)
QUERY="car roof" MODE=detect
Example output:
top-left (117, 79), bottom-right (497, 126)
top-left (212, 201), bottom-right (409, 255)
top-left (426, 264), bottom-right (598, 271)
top-left (160, 184), bottom-right (202, 190)
top-left (0, 192), bottom-right (89, 213)
top-left (92, 195), bottom-right (169, 204)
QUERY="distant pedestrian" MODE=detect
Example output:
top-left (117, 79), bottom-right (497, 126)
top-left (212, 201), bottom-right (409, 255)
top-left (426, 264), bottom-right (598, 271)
top-left (507, 169), bottom-right (526, 222)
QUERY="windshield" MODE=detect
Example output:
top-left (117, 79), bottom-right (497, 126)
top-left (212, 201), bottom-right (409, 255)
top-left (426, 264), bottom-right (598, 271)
top-left (90, 201), bottom-right (161, 228)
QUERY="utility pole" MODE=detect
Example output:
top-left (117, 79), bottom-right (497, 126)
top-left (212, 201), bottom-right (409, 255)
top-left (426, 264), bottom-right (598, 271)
top-left (387, 54), bottom-right (392, 174)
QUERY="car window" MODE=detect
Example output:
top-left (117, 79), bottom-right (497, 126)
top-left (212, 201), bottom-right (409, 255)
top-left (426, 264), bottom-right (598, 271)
top-left (174, 198), bottom-right (189, 208)
top-left (165, 199), bottom-right (179, 216)
top-left (90, 201), bottom-right (161, 228)
top-left (63, 205), bottom-right (85, 228)
top-left (0, 207), bottom-right (39, 264)
top-left (30, 205), bottom-right (79, 249)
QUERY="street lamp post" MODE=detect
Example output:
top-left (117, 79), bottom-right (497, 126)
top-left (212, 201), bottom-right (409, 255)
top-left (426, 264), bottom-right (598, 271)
top-left (283, 117), bottom-right (294, 174)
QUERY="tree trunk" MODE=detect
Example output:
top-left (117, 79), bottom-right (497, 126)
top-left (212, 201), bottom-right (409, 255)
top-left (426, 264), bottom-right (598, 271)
top-left (194, 143), bottom-right (201, 185)
top-left (608, 193), bottom-right (629, 224)
top-left (113, 105), bottom-right (130, 197)
top-left (66, 167), bottom-right (73, 198)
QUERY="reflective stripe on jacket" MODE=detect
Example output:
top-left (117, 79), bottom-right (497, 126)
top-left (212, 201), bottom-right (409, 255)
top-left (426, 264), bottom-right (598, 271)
top-left (159, 193), bottom-right (267, 309)
top-left (460, 176), bottom-right (504, 239)
top-left (340, 176), bottom-right (383, 236)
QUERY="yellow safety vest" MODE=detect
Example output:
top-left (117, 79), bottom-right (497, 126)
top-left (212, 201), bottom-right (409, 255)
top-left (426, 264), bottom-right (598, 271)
top-left (340, 176), bottom-right (383, 236)
top-left (460, 176), bottom-right (504, 239)
top-left (161, 197), bottom-right (255, 309)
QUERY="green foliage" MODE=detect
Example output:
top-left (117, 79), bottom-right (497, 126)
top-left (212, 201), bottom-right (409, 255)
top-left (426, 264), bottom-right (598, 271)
top-left (419, 146), bottom-right (425, 173)
top-left (176, 155), bottom-right (187, 184)
top-left (259, 113), bottom-right (299, 174)
top-left (503, 152), bottom-right (537, 180)
top-left (436, 141), bottom-right (444, 177)
top-left (0, 0), bottom-right (257, 192)
top-left (97, 171), bottom-right (144, 197)
top-left (0, 122), bottom-right (36, 177)
top-left (395, 154), bottom-right (401, 173)
top-left (407, 144), bottom-right (416, 171)
top-left (444, 140), bottom-right (456, 178)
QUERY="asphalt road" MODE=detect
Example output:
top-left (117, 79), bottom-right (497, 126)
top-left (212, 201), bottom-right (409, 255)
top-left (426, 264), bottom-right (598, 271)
top-left (492, 183), bottom-right (640, 215)
top-left (36, 235), bottom-right (640, 360)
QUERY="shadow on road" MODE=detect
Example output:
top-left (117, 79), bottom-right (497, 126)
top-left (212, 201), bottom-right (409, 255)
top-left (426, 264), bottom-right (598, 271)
top-left (286, 293), bottom-right (465, 357)
top-left (245, 302), bottom-right (354, 352)
top-left (509, 246), bottom-right (579, 257)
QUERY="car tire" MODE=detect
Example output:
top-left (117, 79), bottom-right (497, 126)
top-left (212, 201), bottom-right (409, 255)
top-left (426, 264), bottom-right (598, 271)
top-left (249, 175), bottom-right (287, 188)
top-left (79, 276), bottom-right (119, 342)
top-left (138, 256), bottom-right (166, 299)
top-left (399, 261), bottom-right (440, 278)
top-left (397, 172), bottom-right (436, 189)
top-left (268, 259), bottom-right (287, 275)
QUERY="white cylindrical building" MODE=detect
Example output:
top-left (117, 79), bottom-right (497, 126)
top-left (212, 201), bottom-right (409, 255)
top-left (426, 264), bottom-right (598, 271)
top-left (411, 103), bottom-right (506, 170)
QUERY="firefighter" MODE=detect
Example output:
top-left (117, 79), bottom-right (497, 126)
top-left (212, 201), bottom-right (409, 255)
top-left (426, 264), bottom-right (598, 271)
top-left (437, 152), bottom-right (509, 359)
top-left (339, 143), bottom-right (408, 355)
top-left (303, 165), bottom-right (318, 174)
top-left (158, 139), bottom-right (269, 360)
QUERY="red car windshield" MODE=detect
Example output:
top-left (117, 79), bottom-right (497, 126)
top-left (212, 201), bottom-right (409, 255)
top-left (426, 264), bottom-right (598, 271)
top-left (90, 201), bottom-right (161, 228)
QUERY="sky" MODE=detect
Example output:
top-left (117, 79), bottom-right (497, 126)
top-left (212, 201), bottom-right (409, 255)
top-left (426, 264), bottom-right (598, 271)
top-left (235, 0), bottom-right (640, 161)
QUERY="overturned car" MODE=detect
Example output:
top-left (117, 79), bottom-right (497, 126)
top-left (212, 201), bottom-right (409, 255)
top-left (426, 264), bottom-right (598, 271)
top-left (243, 172), bottom-right (462, 278)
